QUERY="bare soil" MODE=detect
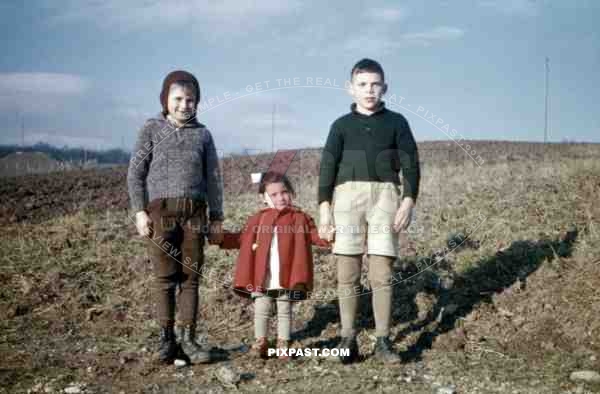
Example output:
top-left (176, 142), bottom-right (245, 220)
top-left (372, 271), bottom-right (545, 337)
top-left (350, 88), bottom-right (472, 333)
top-left (1, 141), bottom-right (600, 393)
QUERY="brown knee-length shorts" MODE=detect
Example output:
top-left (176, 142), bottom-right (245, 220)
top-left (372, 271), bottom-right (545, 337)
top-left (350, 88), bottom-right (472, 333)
top-left (146, 198), bottom-right (206, 326)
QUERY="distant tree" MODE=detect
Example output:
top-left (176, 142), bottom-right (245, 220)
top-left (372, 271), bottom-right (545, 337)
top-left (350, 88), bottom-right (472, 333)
top-left (561, 137), bottom-right (577, 144)
top-left (0, 142), bottom-right (130, 163)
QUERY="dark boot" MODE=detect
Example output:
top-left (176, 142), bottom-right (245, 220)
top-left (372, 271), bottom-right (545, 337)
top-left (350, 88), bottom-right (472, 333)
top-left (176, 324), bottom-right (211, 364)
top-left (337, 336), bottom-right (359, 364)
top-left (374, 336), bottom-right (401, 364)
top-left (251, 337), bottom-right (269, 359)
top-left (158, 325), bottom-right (177, 363)
top-left (277, 338), bottom-right (292, 361)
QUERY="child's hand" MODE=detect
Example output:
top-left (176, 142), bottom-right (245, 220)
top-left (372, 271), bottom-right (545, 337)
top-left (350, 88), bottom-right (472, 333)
top-left (207, 220), bottom-right (224, 245)
top-left (316, 242), bottom-right (333, 252)
top-left (393, 197), bottom-right (415, 232)
top-left (135, 210), bottom-right (152, 237)
top-left (219, 231), bottom-right (242, 250)
top-left (318, 223), bottom-right (335, 243)
top-left (318, 202), bottom-right (335, 242)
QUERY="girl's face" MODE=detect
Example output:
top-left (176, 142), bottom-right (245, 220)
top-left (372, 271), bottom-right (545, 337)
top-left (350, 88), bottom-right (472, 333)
top-left (167, 84), bottom-right (197, 126)
top-left (263, 182), bottom-right (292, 210)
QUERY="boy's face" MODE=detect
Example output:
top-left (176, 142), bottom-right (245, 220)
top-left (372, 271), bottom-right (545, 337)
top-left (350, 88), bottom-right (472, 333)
top-left (349, 71), bottom-right (387, 114)
top-left (263, 182), bottom-right (292, 211)
top-left (167, 85), bottom-right (197, 126)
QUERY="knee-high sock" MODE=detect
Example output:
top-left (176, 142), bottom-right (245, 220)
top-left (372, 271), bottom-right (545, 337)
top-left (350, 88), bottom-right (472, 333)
top-left (336, 254), bottom-right (362, 338)
top-left (368, 254), bottom-right (394, 337)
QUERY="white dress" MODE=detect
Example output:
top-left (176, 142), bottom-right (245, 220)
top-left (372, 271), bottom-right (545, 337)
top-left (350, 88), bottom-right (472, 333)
top-left (264, 227), bottom-right (282, 290)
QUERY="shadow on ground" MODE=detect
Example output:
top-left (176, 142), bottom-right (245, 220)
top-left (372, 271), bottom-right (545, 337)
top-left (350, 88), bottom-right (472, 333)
top-left (402, 228), bottom-right (578, 362)
top-left (293, 229), bottom-right (577, 364)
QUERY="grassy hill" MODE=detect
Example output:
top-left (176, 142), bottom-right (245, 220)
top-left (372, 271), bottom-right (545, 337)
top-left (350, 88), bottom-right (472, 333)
top-left (0, 151), bottom-right (63, 177)
top-left (1, 141), bottom-right (599, 393)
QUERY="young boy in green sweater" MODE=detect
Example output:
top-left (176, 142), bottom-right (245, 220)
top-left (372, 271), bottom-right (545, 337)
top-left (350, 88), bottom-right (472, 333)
top-left (318, 59), bottom-right (420, 364)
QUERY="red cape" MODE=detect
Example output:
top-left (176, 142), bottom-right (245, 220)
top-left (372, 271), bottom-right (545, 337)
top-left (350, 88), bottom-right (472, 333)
top-left (221, 207), bottom-right (329, 300)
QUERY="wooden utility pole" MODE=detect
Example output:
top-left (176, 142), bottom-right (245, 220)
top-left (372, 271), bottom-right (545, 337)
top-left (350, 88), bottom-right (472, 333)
top-left (544, 56), bottom-right (550, 143)
top-left (271, 103), bottom-right (276, 152)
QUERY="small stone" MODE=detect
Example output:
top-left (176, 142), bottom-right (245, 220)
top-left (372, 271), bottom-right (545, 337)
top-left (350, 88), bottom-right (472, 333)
top-left (436, 385), bottom-right (456, 394)
top-left (497, 307), bottom-right (514, 318)
top-left (64, 385), bottom-right (82, 394)
top-left (570, 370), bottom-right (600, 384)
top-left (512, 316), bottom-right (525, 326)
top-left (174, 359), bottom-right (188, 368)
top-left (590, 355), bottom-right (597, 362)
top-left (86, 307), bottom-right (102, 321)
top-left (214, 364), bottom-right (241, 388)
top-left (541, 341), bottom-right (555, 351)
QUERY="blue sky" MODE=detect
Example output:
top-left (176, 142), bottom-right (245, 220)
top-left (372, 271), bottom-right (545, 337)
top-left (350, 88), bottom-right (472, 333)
top-left (0, 0), bottom-right (598, 152)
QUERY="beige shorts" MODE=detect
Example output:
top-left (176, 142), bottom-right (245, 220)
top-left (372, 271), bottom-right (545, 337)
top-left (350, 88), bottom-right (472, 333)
top-left (332, 181), bottom-right (400, 257)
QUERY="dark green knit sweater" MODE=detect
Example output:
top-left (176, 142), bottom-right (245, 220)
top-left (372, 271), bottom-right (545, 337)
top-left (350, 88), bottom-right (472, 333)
top-left (318, 103), bottom-right (420, 204)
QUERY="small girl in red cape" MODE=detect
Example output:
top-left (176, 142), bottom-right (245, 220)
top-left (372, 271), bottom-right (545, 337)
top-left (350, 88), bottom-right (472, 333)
top-left (219, 171), bottom-right (330, 359)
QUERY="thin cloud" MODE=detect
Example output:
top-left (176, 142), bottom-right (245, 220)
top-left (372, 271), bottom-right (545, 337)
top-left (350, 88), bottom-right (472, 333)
top-left (366, 6), bottom-right (407, 22)
top-left (0, 72), bottom-right (88, 96)
top-left (343, 36), bottom-right (399, 55)
top-left (41, 0), bottom-right (302, 33)
top-left (343, 26), bottom-right (465, 54)
top-left (478, 0), bottom-right (539, 16)
top-left (400, 26), bottom-right (465, 46)
top-left (0, 72), bottom-right (88, 113)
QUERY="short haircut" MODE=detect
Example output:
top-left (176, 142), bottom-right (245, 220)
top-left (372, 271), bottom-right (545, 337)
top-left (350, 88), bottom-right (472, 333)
top-left (258, 171), bottom-right (296, 197)
top-left (350, 58), bottom-right (385, 81)
top-left (169, 80), bottom-right (198, 98)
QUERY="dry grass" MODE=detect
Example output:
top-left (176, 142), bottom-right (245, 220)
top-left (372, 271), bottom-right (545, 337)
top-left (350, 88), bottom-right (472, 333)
top-left (1, 142), bottom-right (600, 393)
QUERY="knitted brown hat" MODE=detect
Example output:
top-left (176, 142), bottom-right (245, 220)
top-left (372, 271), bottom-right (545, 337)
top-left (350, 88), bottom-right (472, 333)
top-left (159, 70), bottom-right (201, 115)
